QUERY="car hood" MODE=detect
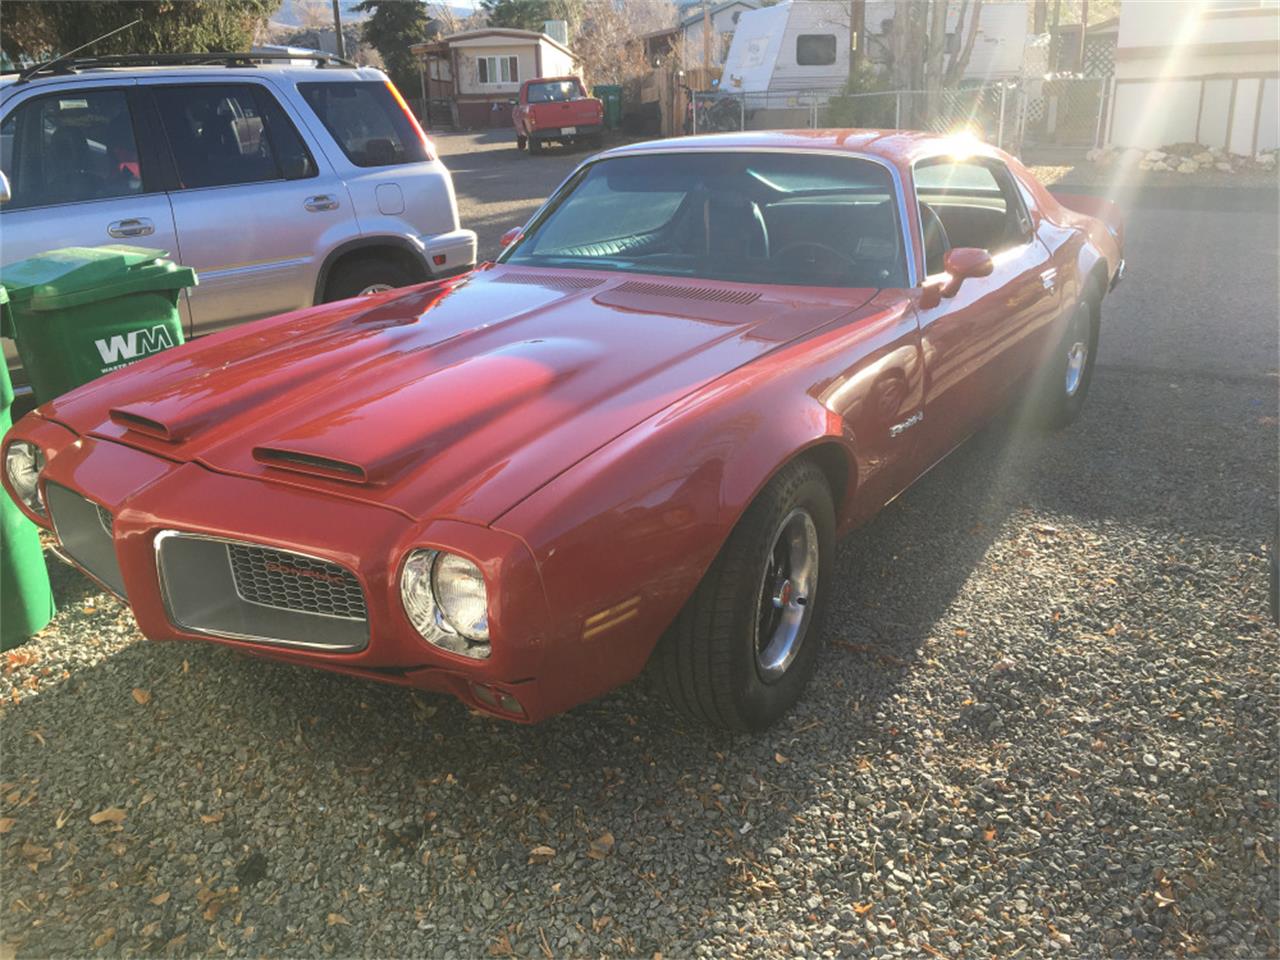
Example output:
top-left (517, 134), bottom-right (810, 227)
top-left (47, 266), bottom-right (876, 525)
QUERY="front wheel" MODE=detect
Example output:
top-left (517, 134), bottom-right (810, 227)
top-left (650, 459), bottom-right (835, 731)
top-left (323, 257), bottom-right (417, 302)
top-left (527, 136), bottom-right (543, 155)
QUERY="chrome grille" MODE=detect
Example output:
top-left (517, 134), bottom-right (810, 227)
top-left (45, 483), bottom-right (128, 598)
top-left (156, 532), bottom-right (368, 652)
top-left (227, 544), bottom-right (367, 620)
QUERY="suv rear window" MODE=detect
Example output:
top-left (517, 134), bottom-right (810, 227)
top-left (298, 81), bottom-right (429, 167)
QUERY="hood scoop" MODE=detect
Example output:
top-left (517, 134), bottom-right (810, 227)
top-left (611, 280), bottom-right (761, 305)
top-left (493, 272), bottom-right (604, 291)
top-left (253, 447), bottom-right (369, 484)
top-left (109, 408), bottom-right (174, 441)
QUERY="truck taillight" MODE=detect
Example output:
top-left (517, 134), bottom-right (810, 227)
top-left (385, 80), bottom-right (435, 160)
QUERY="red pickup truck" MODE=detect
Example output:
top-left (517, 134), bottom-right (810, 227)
top-left (512, 77), bottom-right (605, 154)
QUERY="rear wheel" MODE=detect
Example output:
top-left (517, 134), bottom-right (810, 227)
top-left (1036, 281), bottom-right (1101, 430)
top-left (650, 459), bottom-right (834, 731)
top-left (323, 257), bottom-right (418, 302)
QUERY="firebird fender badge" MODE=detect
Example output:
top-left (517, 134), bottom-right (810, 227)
top-left (889, 411), bottom-right (924, 438)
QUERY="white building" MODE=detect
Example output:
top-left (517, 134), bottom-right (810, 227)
top-left (1106, 0), bottom-right (1279, 154)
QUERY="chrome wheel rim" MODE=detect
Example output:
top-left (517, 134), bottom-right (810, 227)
top-left (358, 283), bottom-right (394, 296)
top-left (1064, 306), bottom-right (1089, 397)
top-left (754, 508), bottom-right (819, 683)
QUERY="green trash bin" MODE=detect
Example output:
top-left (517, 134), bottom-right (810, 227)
top-left (0, 245), bottom-right (196, 403)
top-left (593, 84), bottom-right (623, 129)
top-left (0, 284), bottom-right (56, 650)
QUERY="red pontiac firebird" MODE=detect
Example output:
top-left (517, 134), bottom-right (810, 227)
top-left (3, 131), bottom-right (1124, 730)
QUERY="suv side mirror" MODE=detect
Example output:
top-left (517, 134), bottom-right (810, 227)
top-left (940, 247), bottom-right (993, 298)
top-left (0, 171), bottom-right (10, 204)
top-left (499, 227), bottom-right (523, 248)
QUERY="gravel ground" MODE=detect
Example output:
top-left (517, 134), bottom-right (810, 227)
top-left (1, 147), bottom-right (1276, 960)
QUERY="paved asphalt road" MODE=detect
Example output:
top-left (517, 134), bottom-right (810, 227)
top-left (0, 133), bottom-right (1274, 959)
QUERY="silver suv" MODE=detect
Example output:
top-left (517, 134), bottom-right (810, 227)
top-left (0, 53), bottom-right (476, 392)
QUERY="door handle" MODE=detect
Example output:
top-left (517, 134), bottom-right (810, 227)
top-left (304, 194), bottom-right (339, 212)
top-left (107, 218), bottom-right (154, 238)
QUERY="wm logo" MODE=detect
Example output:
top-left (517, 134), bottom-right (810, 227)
top-left (94, 325), bottom-right (176, 365)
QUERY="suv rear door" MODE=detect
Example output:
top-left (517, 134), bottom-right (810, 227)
top-left (140, 78), bottom-right (359, 334)
top-left (0, 81), bottom-right (181, 386)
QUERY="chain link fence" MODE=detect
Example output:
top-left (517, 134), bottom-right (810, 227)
top-left (686, 78), bottom-right (1111, 153)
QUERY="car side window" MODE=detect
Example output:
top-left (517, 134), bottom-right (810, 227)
top-left (153, 84), bottom-right (311, 189)
top-left (0, 89), bottom-right (145, 210)
top-left (914, 159), bottom-right (1030, 273)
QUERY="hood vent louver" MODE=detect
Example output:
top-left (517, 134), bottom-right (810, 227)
top-left (611, 280), bottom-right (760, 305)
top-left (253, 447), bottom-right (368, 484)
top-left (494, 273), bottom-right (603, 290)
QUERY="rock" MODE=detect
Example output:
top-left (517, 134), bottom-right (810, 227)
top-left (1255, 153), bottom-right (1276, 168)
top-left (1145, 150), bottom-right (1167, 162)
top-left (1177, 160), bottom-right (1198, 174)
top-left (1138, 160), bottom-right (1154, 171)
top-left (1193, 152), bottom-right (1215, 164)
top-left (1086, 147), bottom-right (1104, 163)
top-left (1215, 162), bottom-right (1233, 173)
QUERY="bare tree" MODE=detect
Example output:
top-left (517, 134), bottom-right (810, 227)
top-left (573, 0), bottom-right (672, 85)
top-left (944, 0), bottom-right (984, 86)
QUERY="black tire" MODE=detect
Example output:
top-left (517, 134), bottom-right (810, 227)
top-left (323, 256), bottom-right (418, 302)
top-left (516, 134), bottom-right (527, 151)
top-left (1036, 279), bottom-right (1102, 430)
top-left (528, 136), bottom-right (543, 155)
top-left (650, 459), bottom-right (835, 731)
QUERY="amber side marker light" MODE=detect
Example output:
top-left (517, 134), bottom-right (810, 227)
top-left (385, 80), bottom-right (435, 160)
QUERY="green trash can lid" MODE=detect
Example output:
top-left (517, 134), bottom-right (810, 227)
top-left (0, 245), bottom-right (196, 312)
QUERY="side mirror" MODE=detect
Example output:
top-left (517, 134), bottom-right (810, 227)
top-left (940, 247), bottom-right (993, 298)
top-left (0, 171), bottom-right (10, 204)
top-left (499, 227), bottom-right (523, 249)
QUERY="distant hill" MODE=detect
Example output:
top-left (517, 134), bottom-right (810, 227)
top-left (270, 0), bottom-right (474, 29)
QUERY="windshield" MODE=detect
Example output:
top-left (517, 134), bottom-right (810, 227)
top-left (501, 152), bottom-right (906, 288)
top-left (527, 80), bottom-right (582, 103)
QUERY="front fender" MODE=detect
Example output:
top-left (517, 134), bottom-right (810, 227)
top-left (493, 317), bottom-right (905, 716)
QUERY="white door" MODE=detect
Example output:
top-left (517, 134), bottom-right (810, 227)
top-left (142, 80), bottom-right (358, 335)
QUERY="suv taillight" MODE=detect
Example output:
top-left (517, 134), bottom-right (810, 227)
top-left (385, 80), bottom-right (435, 161)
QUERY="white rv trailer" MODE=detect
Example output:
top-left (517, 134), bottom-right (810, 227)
top-left (720, 0), bottom-right (1028, 100)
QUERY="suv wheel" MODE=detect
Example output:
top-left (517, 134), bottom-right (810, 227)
top-left (324, 257), bottom-right (418, 302)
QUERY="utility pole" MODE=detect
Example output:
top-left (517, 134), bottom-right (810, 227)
top-left (849, 0), bottom-right (866, 78)
top-left (702, 0), bottom-right (712, 72)
top-left (1048, 0), bottom-right (1061, 72)
top-left (332, 0), bottom-right (346, 60)
top-left (1077, 0), bottom-right (1089, 74)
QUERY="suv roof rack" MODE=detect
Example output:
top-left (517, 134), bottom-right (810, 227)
top-left (12, 51), bottom-right (358, 84)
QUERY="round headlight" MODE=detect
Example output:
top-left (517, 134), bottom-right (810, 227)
top-left (432, 552), bottom-right (489, 643)
top-left (5, 441), bottom-right (46, 516)
top-left (399, 549), bottom-right (491, 659)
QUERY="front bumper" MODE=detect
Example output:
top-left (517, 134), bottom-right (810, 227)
top-left (422, 228), bottom-right (478, 275)
top-left (8, 422), bottom-right (563, 721)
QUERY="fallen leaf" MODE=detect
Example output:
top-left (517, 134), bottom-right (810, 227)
top-left (150, 891), bottom-right (171, 906)
top-left (164, 932), bottom-right (188, 954)
top-left (200, 812), bottom-right (224, 825)
top-left (1153, 891), bottom-right (1176, 908)
top-left (527, 844), bottom-right (557, 865)
top-left (132, 688), bottom-right (151, 705)
top-left (592, 915), bottom-right (612, 933)
top-left (587, 831), bottom-right (615, 860)
top-left (774, 752), bottom-right (789, 764)
top-left (854, 902), bottom-right (875, 915)
top-left (141, 920), bottom-right (161, 939)
top-left (203, 900), bottom-right (224, 922)
top-left (89, 806), bottom-right (127, 826)
top-left (93, 928), bottom-right (116, 949)
top-left (0, 818), bottom-right (14, 833)
top-left (327, 912), bottom-right (349, 927)
top-left (983, 827), bottom-right (997, 841)
top-left (27, 730), bottom-right (45, 747)
top-left (182, 659), bottom-right (189, 674)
